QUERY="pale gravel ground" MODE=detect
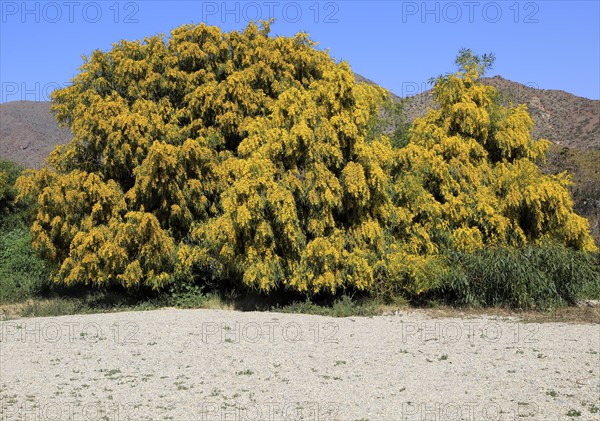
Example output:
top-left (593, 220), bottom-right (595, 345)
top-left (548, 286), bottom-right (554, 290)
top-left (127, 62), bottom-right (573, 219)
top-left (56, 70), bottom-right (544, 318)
top-left (1, 308), bottom-right (599, 421)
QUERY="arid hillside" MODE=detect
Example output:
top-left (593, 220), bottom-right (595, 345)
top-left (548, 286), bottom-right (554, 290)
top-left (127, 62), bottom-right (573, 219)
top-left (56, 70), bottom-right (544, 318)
top-left (0, 101), bottom-right (72, 168)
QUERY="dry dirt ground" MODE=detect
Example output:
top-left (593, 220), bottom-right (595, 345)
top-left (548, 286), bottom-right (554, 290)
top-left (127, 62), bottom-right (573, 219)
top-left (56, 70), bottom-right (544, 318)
top-left (1, 308), bottom-right (599, 420)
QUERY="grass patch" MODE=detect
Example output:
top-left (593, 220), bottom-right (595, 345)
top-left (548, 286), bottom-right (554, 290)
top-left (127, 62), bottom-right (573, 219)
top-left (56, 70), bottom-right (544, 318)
top-left (278, 295), bottom-right (381, 317)
top-left (2, 292), bottom-right (599, 323)
top-left (438, 243), bottom-right (599, 310)
top-left (2, 291), bottom-right (165, 319)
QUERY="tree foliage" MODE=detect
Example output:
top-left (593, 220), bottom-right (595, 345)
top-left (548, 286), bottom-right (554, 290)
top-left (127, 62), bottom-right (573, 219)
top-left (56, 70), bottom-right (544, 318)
top-left (401, 49), bottom-right (596, 255)
top-left (0, 160), bottom-right (23, 219)
top-left (16, 26), bottom-right (596, 299)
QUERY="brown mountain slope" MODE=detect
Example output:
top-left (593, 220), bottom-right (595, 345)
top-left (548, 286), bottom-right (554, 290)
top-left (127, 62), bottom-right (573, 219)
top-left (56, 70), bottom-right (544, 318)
top-left (0, 101), bottom-right (73, 168)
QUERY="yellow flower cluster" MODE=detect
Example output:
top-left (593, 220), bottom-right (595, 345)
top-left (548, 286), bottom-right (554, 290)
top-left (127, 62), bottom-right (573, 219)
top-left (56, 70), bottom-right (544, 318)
top-left (397, 63), bottom-right (597, 258)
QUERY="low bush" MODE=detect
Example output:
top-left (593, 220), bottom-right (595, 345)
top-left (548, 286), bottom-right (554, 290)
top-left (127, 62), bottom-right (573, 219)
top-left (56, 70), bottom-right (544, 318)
top-left (0, 226), bottom-right (51, 303)
top-left (0, 160), bottom-right (51, 304)
top-left (0, 159), bottom-right (30, 229)
top-left (438, 242), bottom-right (599, 309)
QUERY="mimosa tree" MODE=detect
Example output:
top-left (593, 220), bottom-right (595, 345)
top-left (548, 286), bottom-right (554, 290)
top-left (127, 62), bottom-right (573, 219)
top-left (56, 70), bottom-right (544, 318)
top-left (16, 25), bottom-right (596, 301)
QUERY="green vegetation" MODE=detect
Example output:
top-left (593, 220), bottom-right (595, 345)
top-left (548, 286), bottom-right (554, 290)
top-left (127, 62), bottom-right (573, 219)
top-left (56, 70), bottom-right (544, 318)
top-left (0, 227), bottom-right (50, 303)
top-left (439, 242), bottom-right (599, 309)
top-left (0, 159), bottom-right (32, 228)
top-left (0, 160), bottom-right (51, 303)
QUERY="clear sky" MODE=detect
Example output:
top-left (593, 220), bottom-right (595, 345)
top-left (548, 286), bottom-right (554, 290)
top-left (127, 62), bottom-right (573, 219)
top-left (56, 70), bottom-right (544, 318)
top-left (1, 0), bottom-right (599, 103)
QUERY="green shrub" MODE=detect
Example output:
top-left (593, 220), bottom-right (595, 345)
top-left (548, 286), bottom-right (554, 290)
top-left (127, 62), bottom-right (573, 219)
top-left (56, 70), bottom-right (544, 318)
top-left (439, 242), bottom-right (599, 309)
top-left (0, 160), bottom-right (21, 212)
top-left (0, 159), bottom-right (30, 229)
top-left (0, 160), bottom-right (51, 304)
top-left (166, 277), bottom-right (210, 309)
top-left (579, 252), bottom-right (600, 299)
top-left (0, 227), bottom-right (51, 303)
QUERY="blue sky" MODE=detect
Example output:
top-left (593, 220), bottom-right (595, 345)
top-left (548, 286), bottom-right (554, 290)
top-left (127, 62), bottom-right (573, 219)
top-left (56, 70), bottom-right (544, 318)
top-left (1, 1), bottom-right (599, 102)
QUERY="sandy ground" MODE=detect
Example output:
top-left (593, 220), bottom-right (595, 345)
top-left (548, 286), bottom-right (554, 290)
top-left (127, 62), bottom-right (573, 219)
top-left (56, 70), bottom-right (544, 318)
top-left (1, 308), bottom-right (599, 420)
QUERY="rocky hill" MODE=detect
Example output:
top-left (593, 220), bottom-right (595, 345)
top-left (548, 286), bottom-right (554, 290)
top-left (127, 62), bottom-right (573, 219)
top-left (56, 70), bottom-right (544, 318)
top-left (0, 101), bottom-right (72, 169)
